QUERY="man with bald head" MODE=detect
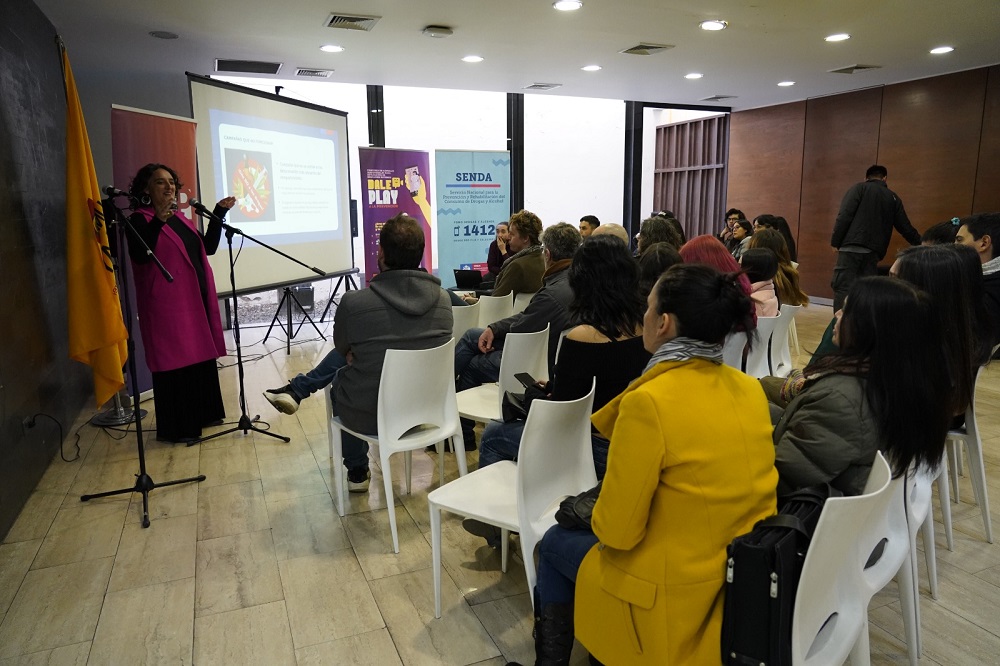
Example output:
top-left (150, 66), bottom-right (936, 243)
top-left (591, 222), bottom-right (629, 245)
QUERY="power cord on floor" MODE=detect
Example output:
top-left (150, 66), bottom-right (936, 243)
top-left (23, 412), bottom-right (76, 462)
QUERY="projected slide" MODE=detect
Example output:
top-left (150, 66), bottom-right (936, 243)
top-left (190, 74), bottom-right (354, 294)
top-left (212, 112), bottom-right (341, 240)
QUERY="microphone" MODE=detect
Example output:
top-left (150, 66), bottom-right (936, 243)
top-left (189, 198), bottom-right (224, 223)
top-left (103, 186), bottom-right (132, 198)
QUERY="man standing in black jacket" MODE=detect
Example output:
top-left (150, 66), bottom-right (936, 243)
top-left (830, 165), bottom-right (920, 310)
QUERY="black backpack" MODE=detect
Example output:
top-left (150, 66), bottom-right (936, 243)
top-left (720, 485), bottom-right (833, 665)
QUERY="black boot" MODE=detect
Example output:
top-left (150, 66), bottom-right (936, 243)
top-left (534, 601), bottom-right (574, 665)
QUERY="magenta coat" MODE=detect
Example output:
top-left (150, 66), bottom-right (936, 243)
top-left (130, 208), bottom-right (226, 373)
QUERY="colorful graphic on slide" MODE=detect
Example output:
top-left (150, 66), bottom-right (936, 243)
top-left (226, 149), bottom-right (275, 222)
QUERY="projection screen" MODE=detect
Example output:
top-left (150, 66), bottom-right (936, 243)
top-left (188, 73), bottom-right (354, 295)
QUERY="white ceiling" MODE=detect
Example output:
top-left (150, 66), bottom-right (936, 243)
top-left (36, 0), bottom-right (1000, 111)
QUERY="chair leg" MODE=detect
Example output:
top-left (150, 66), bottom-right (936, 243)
top-left (453, 432), bottom-right (469, 477)
top-left (849, 617), bottom-right (872, 666)
top-left (965, 436), bottom-right (994, 543)
top-left (430, 503), bottom-right (443, 618)
top-left (500, 528), bottom-right (509, 574)
top-left (935, 459), bottom-right (954, 551)
top-left (404, 450), bottom-right (412, 495)
top-left (331, 427), bottom-right (345, 517)
top-left (789, 319), bottom-right (800, 355)
top-left (921, 513), bottom-right (938, 601)
top-left (382, 453), bottom-right (400, 553)
top-left (946, 438), bottom-right (961, 503)
top-left (897, 559), bottom-right (919, 666)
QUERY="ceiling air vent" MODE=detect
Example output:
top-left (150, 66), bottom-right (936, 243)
top-left (619, 43), bottom-right (675, 56)
top-left (828, 64), bottom-right (882, 74)
top-left (215, 59), bottom-right (282, 74)
top-left (325, 13), bottom-right (381, 31)
top-left (296, 68), bottom-right (334, 78)
top-left (701, 95), bottom-right (737, 102)
top-left (523, 83), bottom-right (562, 91)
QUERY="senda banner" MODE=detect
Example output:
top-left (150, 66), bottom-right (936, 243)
top-left (434, 150), bottom-right (511, 287)
top-left (358, 147), bottom-right (432, 283)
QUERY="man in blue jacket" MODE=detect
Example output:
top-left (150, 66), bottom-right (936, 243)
top-left (831, 165), bottom-right (920, 310)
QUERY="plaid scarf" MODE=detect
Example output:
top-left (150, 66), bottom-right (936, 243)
top-left (644, 336), bottom-right (723, 374)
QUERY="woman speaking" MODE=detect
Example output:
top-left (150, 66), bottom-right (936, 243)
top-left (127, 163), bottom-right (233, 443)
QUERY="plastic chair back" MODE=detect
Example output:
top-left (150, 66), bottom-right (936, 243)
top-left (722, 330), bottom-right (748, 371)
top-left (745, 313), bottom-right (780, 378)
top-left (477, 292), bottom-right (515, 328)
top-left (496, 325), bottom-right (550, 411)
top-left (451, 301), bottom-right (481, 341)
top-left (516, 380), bottom-right (598, 597)
top-left (769, 304), bottom-right (801, 377)
top-left (513, 291), bottom-right (536, 314)
top-left (946, 363), bottom-right (993, 542)
top-left (792, 453), bottom-right (916, 665)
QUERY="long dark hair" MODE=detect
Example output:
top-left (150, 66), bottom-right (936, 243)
top-left (568, 235), bottom-right (644, 339)
top-left (653, 264), bottom-right (755, 345)
top-left (807, 277), bottom-right (950, 476)
top-left (895, 244), bottom-right (991, 413)
top-left (748, 229), bottom-right (809, 305)
top-left (740, 248), bottom-right (778, 283)
top-left (638, 242), bottom-right (683, 298)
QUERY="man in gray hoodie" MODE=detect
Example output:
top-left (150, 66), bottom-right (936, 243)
top-left (264, 213), bottom-right (452, 491)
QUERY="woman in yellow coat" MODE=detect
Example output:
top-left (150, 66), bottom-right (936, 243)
top-left (523, 264), bottom-right (778, 665)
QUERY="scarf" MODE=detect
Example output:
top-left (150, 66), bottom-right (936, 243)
top-left (505, 244), bottom-right (542, 264)
top-left (983, 255), bottom-right (1000, 277)
top-left (644, 336), bottom-right (723, 374)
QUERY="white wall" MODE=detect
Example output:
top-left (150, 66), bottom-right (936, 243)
top-left (523, 95), bottom-right (624, 229)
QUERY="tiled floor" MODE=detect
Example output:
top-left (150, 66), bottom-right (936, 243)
top-left (1, 304), bottom-right (999, 664)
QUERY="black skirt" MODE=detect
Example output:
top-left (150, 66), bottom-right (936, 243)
top-left (152, 359), bottom-right (225, 441)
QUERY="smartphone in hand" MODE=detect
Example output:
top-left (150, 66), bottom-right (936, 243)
top-left (514, 372), bottom-right (536, 389)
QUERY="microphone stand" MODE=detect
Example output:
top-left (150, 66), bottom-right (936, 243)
top-left (186, 205), bottom-right (325, 446)
top-left (80, 197), bottom-right (206, 527)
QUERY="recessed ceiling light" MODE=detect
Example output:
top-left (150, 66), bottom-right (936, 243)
top-left (685, 73), bottom-right (704, 79)
top-left (462, 55), bottom-right (484, 63)
top-left (581, 65), bottom-right (601, 72)
top-left (553, 0), bottom-right (583, 10)
top-left (825, 33), bottom-right (851, 42)
top-left (699, 20), bottom-right (728, 31)
top-left (319, 44), bottom-right (344, 53)
top-left (930, 46), bottom-right (954, 54)
top-left (778, 81), bottom-right (796, 87)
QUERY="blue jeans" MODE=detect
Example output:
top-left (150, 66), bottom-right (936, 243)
top-left (537, 524), bottom-right (599, 606)
top-left (478, 419), bottom-right (609, 480)
top-left (295, 349), bottom-right (368, 471)
top-left (455, 328), bottom-right (503, 391)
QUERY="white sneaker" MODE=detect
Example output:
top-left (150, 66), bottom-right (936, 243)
top-left (347, 468), bottom-right (371, 493)
top-left (263, 385), bottom-right (300, 414)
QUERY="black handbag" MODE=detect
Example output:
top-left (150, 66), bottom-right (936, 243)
top-left (501, 382), bottom-right (550, 423)
top-left (555, 481), bottom-right (602, 530)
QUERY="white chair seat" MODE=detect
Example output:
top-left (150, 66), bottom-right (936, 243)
top-left (456, 383), bottom-right (501, 422)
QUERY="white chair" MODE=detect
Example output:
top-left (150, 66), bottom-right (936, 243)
top-left (744, 313), bottom-right (780, 378)
top-left (428, 383), bottom-right (597, 618)
top-left (788, 318), bottom-right (801, 356)
top-left (945, 364), bottom-right (993, 543)
top-left (722, 330), bottom-right (748, 371)
top-left (477, 292), bottom-right (515, 328)
top-left (324, 339), bottom-right (468, 553)
top-left (792, 452), bottom-right (919, 666)
top-left (769, 304), bottom-right (801, 378)
top-left (456, 325), bottom-right (549, 425)
top-left (513, 291), bottom-right (536, 314)
top-left (451, 301), bottom-right (480, 341)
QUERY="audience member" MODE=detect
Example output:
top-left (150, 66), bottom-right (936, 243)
top-left (491, 209), bottom-right (544, 298)
top-left (731, 219), bottom-right (754, 260)
top-left (578, 215), bottom-right (600, 238)
top-left (486, 221), bottom-right (510, 277)
top-left (636, 216), bottom-right (682, 256)
top-left (664, 215), bottom-right (687, 245)
top-left (753, 214), bottom-right (798, 262)
top-left (637, 242), bottom-right (683, 297)
top-left (748, 228), bottom-right (810, 306)
top-left (266, 214), bottom-right (452, 491)
top-left (768, 277), bottom-right (951, 496)
top-left (954, 212), bottom-right (1000, 342)
top-left (590, 222), bottom-right (629, 244)
top-left (453, 223), bottom-right (582, 441)
top-left (741, 247), bottom-right (780, 317)
top-left (719, 208), bottom-right (745, 251)
top-left (526, 264), bottom-right (776, 665)
top-left (679, 235), bottom-right (756, 326)
top-left (921, 218), bottom-right (960, 245)
top-left (464, 235), bottom-right (649, 546)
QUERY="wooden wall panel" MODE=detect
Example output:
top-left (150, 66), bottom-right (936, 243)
top-left (727, 101), bottom-right (806, 239)
top-left (877, 68), bottom-right (988, 262)
top-left (798, 88), bottom-right (883, 299)
top-left (974, 65), bottom-right (1000, 213)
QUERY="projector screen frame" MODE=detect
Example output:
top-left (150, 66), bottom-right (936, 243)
top-left (186, 72), bottom-right (355, 296)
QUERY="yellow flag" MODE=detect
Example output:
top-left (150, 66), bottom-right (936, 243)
top-left (63, 46), bottom-right (127, 407)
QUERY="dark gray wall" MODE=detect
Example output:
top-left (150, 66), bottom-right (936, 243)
top-left (0, 0), bottom-right (93, 538)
